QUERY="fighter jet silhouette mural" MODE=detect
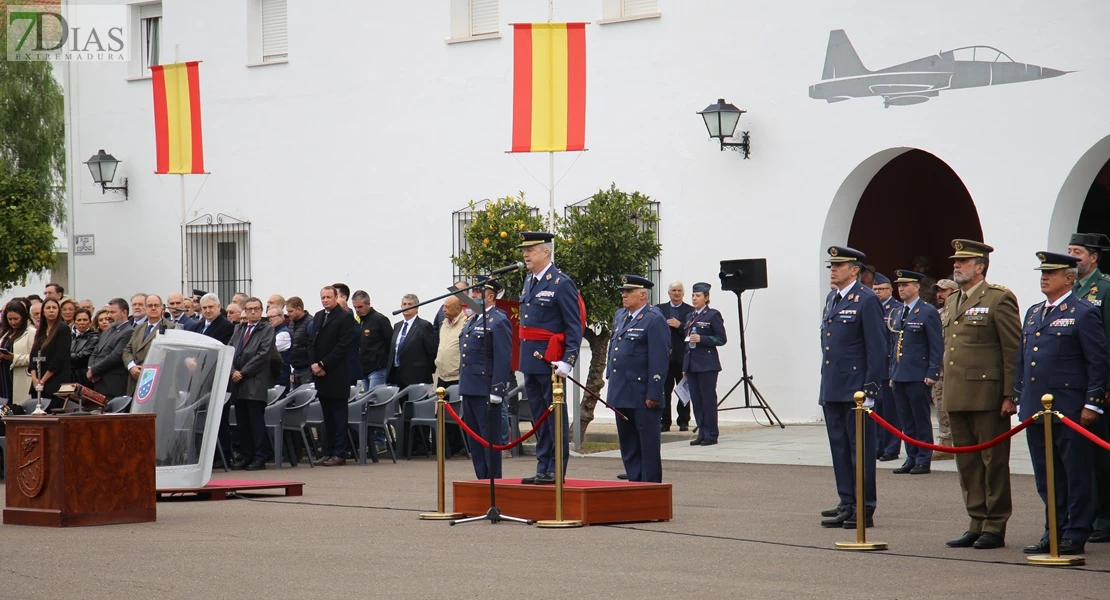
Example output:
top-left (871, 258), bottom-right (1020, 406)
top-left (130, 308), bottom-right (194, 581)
top-left (809, 30), bottom-right (1069, 107)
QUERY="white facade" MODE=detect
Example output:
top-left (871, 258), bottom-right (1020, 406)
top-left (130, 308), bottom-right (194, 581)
top-left (59, 0), bottom-right (1110, 422)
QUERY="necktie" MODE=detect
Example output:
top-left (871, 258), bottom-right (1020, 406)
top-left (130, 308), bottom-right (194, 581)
top-left (322, 311), bottom-right (330, 328)
top-left (242, 324), bottom-right (254, 346)
top-left (145, 323), bottom-right (154, 339)
top-left (395, 321), bottom-right (409, 366)
top-left (901, 305), bottom-right (910, 323)
top-left (1042, 304), bottom-right (1053, 320)
top-left (532, 276), bottom-right (540, 291)
top-left (202, 321), bottom-right (210, 334)
top-left (624, 312), bottom-right (634, 327)
top-left (834, 292), bottom-right (843, 305)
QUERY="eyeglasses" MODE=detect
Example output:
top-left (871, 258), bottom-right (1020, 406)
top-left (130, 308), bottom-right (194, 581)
top-left (244, 306), bottom-right (263, 312)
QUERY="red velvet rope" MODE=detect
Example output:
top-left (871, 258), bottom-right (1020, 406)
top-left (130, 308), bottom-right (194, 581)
top-left (444, 402), bottom-right (553, 451)
top-left (1059, 414), bottom-right (1110, 452)
top-left (868, 410), bottom-right (1037, 453)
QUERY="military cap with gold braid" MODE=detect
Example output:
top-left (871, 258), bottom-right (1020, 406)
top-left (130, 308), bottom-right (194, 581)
top-left (1034, 251), bottom-right (1080, 271)
top-left (949, 239), bottom-right (994, 259)
top-left (474, 274), bottom-right (503, 293)
top-left (826, 245), bottom-right (866, 263)
top-left (893, 270), bottom-right (926, 283)
top-left (517, 231), bottom-right (554, 247)
top-left (618, 274), bottom-right (654, 290)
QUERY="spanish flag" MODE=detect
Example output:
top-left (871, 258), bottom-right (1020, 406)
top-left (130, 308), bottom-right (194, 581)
top-left (511, 23), bottom-right (587, 153)
top-left (151, 61), bottom-right (206, 174)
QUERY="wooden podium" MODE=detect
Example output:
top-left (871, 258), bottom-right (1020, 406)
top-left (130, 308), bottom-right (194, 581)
top-left (3, 414), bottom-right (156, 527)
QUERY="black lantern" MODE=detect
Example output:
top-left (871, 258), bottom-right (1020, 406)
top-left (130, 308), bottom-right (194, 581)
top-left (84, 149), bottom-right (128, 198)
top-left (697, 99), bottom-right (751, 158)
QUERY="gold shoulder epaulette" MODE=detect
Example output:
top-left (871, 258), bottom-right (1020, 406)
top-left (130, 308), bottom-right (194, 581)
top-left (988, 284), bottom-right (1009, 291)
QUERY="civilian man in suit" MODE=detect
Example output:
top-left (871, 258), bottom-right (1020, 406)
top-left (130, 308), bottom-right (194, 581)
top-left (683, 282), bottom-right (727, 446)
top-left (123, 295), bottom-right (176, 396)
top-left (873, 272), bottom-right (903, 462)
top-left (458, 276), bottom-right (512, 480)
top-left (189, 293), bottom-right (234, 344)
top-left (607, 275), bottom-right (670, 483)
top-left (818, 246), bottom-right (885, 530)
top-left (889, 270), bottom-right (943, 475)
top-left (228, 297), bottom-right (275, 471)
top-left (309, 286), bottom-right (357, 467)
top-left (517, 231), bottom-right (583, 485)
top-left (942, 239), bottom-right (1020, 550)
top-left (657, 281), bottom-right (693, 432)
top-left (86, 297), bottom-right (133, 398)
top-left (1016, 251), bottom-right (1107, 556)
top-left (387, 294), bottom-right (438, 389)
top-left (1067, 232), bottom-right (1110, 543)
top-left (167, 292), bottom-right (197, 330)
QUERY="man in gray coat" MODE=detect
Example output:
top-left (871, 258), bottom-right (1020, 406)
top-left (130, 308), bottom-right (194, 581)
top-left (229, 297), bottom-right (275, 470)
top-left (86, 298), bottom-right (134, 398)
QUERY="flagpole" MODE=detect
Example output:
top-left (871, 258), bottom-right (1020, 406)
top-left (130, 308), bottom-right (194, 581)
top-left (547, 0), bottom-right (555, 231)
top-left (174, 44), bottom-right (188, 295)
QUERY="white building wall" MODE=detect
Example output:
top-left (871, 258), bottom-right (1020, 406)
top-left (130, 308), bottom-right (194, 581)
top-left (61, 0), bottom-right (1110, 422)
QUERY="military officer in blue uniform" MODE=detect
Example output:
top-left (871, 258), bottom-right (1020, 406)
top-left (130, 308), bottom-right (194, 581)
top-left (1016, 251), bottom-right (1108, 556)
top-left (605, 275), bottom-right (670, 483)
top-left (819, 246), bottom-right (885, 529)
top-left (873, 272), bottom-right (903, 462)
top-left (516, 231), bottom-right (583, 485)
top-left (458, 275), bottom-right (512, 480)
top-left (683, 282), bottom-right (727, 446)
top-left (889, 270), bottom-right (943, 475)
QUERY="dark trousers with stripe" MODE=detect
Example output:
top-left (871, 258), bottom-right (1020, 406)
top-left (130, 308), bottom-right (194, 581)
top-left (823, 401), bottom-right (877, 515)
top-left (616, 405), bottom-right (663, 482)
top-left (875, 379), bottom-right (901, 456)
top-left (893, 381), bottom-right (933, 465)
top-left (525, 374), bottom-right (569, 476)
top-left (688, 371), bottom-right (719, 441)
top-left (1027, 422), bottom-right (1095, 543)
top-left (462, 394), bottom-right (503, 480)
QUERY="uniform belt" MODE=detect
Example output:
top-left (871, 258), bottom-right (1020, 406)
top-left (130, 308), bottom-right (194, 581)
top-left (519, 325), bottom-right (567, 364)
top-left (518, 325), bottom-right (556, 341)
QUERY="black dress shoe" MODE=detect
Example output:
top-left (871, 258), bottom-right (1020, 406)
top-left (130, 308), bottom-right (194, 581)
top-left (1022, 539), bottom-right (1050, 554)
top-left (661, 425), bottom-right (671, 432)
top-left (878, 453), bottom-right (899, 462)
top-left (821, 511), bottom-right (851, 528)
top-left (229, 460), bottom-right (250, 471)
top-left (689, 439), bottom-right (703, 446)
top-left (1058, 539), bottom-right (1085, 555)
top-left (892, 462), bottom-right (913, 474)
top-left (617, 473), bottom-right (629, 480)
top-left (1088, 529), bottom-right (1110, 543)
top-left (820, 507), bottom-right (843, 517)
top-left (700, 439), bottom-right (718, 446)
top-left (678, 425), bottom-right (689, 432)
top-left (312, 455), bottom-right (332, 466)
top-left (945, 531), bottom-right (981, 548)
top-left (843, 516), bottom-right (874, 529)
top-left (244, 460), bottom-right (267, 471)
top-left (972, 532), bottom-right (1005, 549)
top-left (534, 472), bottom-right (556, 485)
top-left (909, 464), bottom-right (931, 475)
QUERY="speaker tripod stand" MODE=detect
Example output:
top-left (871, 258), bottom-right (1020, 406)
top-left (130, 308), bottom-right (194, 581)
top-left (716, 289), bottom-right (785, 428)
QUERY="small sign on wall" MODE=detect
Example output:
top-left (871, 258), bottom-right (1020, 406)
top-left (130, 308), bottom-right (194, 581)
top-left (74, 234), bottom-right (95, 255)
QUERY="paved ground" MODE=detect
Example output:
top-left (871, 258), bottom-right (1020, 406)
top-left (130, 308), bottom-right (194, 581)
top-left (1, 424), bottom-right (1105, 599)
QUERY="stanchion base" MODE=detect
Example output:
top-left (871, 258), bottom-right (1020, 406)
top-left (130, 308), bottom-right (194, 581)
top-left (418, 512), bottom-right (464, 520)
top-left (535, 519), bottom-right (584, 528)
top-left (834, 541), bottom-right (888, 551)
top-left (1026, 554), bottom-right (1085, 566)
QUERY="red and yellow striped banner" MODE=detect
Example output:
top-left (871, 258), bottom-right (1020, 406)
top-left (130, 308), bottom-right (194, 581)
top-left (151, 61), bottom-right (205, 174)
top-left (511, 23), bottom-right (586, 153)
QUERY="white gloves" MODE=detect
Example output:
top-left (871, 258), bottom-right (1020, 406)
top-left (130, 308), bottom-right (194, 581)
top-left (554, 361), bottom-right (573, 378)
top-left (863, 397), bottom-right (875, 409)
top-left (490, 395), bottom-right (503, 405)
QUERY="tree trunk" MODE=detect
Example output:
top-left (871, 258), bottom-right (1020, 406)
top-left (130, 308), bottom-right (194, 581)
top-left (576, 328), bottom-right (610, 438)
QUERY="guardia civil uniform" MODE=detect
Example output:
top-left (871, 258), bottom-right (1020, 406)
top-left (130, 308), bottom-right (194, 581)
top-left (458, 276), bottom-right (512, 480)
top-left (942, 239), bottom-right (1021, 550)
top-left (889, 270), bottom-right (943, 473)
top-left (605, 275), bottom-right (670, 483)
top-left (874, 272), bottom-right (903, 461)
top-left (1016, 251), bottom-right (1108, 554)
top-left (1069, 233), bottom-right (1110, 543)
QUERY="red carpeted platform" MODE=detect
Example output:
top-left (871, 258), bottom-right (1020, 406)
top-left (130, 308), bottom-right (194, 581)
top-left (156, 479), bottom-right (304, 501)
top-left (452, 478), bottom-right (671, 525)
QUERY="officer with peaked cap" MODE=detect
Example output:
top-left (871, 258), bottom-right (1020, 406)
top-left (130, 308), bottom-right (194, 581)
top-left (818, 246), bottom-right (885, 529)
top-left (1016, 251), bottom-right (1108, 555)
top-left (872, 272), bottom-right (903, 462)
top-left (1067, 232), bottom-right (1110, 543)
top-left (683, 282), bottom-right (727, 446)
top-left (889, 270), bottom-right (943, 475)
top-left (942, 239), bottom-right (1021, 550)
top-left (458, 275), bottom-right (512, 480)
top-left (605, 275), bottom-right (670, 482)
top-left (516, 231), bottom-right (584, 485)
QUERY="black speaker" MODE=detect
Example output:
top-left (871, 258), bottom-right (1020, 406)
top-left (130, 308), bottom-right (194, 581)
top-left (719, 258), bottom-right (768, 292)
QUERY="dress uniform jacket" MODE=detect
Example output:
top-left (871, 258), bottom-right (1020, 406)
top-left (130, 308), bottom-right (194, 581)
top-left (942, 282), bottom-right (1022, 411)
top-left (890, 299), bottom-right (943, 382)
top-left (458, 307), bottom-right (512, 397)
top-left (518, 264), bottom-right (583, 373)
top-left (1075, 267), bottom-right (1110, 343)
top-left (1073, 267), bottom-right (1110, 537)
top-left (820, 282), bottom-right (886, 403)
top-left (880, 297), bottom-right (903, 380)
top-left (681, 307), bottom-right (726, 373)
top-left (606, 306), bottom-right (671, 408)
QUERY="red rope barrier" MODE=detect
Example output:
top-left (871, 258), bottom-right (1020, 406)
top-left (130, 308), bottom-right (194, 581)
top-left (444, 402), bottom-right (553, 451)
top-left (868, 410), bottom-right (1037, 453)
top-left (1058, 414), bottom-right (1110, 452)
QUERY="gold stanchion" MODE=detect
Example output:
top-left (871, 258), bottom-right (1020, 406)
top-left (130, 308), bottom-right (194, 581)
top-left (419, 387), bottom-right (463, 520)
top-left (1027, 394), bottom-right (1084, 566)
top-left (835, 392), bottom-right (887, 551)
top-left (536, 369), bottom-right (583, 528)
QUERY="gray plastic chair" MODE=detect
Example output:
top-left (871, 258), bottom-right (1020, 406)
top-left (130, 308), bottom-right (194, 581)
top-left (346, 385), bottom-right (398, 465)
top-left (280, 388), bottom-right (318, 467)
top-left (389, 383), bottom-right (433, 459)
top-left (406, 385), bottom-right (468, 459)
top-left (266, 387), bottom-right (315, 469)
top-left (364, 391), bottom-right (400, 464)
top-left (105, 396), bottom-right (132, 413)
top-left (266, 386), bottom-right (286, 405)
top-left (21, 399), bottom-right (40, 414)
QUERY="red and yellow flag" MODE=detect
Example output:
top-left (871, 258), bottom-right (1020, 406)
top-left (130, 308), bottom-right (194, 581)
top-left (151, 61), bottom-right (205, 174)
top-left (511, 23), bottom-right (586, 153)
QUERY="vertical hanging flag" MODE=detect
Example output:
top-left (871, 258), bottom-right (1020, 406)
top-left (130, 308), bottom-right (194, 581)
top-left (511, 23), bottom-right (587, 153)
top-left (151, 61), bottom-right (206, 174)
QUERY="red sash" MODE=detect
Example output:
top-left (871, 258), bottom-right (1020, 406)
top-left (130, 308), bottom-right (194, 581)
top-left (518, 295), bottom-right (587, 363)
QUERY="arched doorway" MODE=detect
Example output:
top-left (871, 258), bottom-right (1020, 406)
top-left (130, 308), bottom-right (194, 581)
top-left (1049, 135), bottom-right (1110, 249)
top-left (1077, 160), bottom-right (1110, 233)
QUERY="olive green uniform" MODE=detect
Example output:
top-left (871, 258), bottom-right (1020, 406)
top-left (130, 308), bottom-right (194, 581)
top-left (1074, 267), bottom-right (1110, 537)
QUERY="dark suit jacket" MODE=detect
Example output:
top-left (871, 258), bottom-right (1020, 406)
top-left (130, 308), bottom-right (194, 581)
top-left (228, 320), bottom-right (275, 402)
top-left (29, 325), bottom-right (72, 397)
top-left (122, 319), bottom-right (177, 395)
top-left (308, 308), bottom-right (357, 398)
top-left (386, 316), bottom-right (437, 389)
top-left (656, 301), bottom-right (694, 365)
top-left (189, 314), bottom-right (234, 345)
top-left (88, 320), bottom-right (133, 397)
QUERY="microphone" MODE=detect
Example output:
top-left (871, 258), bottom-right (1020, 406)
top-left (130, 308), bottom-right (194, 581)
top-left (491, 261), bottom-right (525, 275)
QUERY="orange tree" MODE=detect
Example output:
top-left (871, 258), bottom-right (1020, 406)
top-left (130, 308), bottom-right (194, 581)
top-left (452, 193), bottom-right (546, 297)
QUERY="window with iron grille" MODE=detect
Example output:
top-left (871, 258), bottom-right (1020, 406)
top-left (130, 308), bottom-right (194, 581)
top-left (451, 199), bottom-right (541, 282)
top-left (185, 214), bottom-right (252, 304)
top-left (565, 196), bottom-right (662, 304)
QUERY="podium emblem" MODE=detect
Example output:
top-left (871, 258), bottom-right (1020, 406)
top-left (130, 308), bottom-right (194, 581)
top-left (135, 365), bottom-right (160, 404)
top-left (16, 429), bottom-right (45, 498)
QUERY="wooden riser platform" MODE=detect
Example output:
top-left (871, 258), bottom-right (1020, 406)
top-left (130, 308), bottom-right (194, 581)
top-left (156, 479), bottom-right (303, 501)
top-left (452, 478), bottom-right (671, 525)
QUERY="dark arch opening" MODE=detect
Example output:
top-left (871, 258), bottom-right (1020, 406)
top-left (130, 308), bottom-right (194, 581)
top-left (846, 149), bottom-right (984, 301)
top-left (1075, 159), bottom-right (1110, 239)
